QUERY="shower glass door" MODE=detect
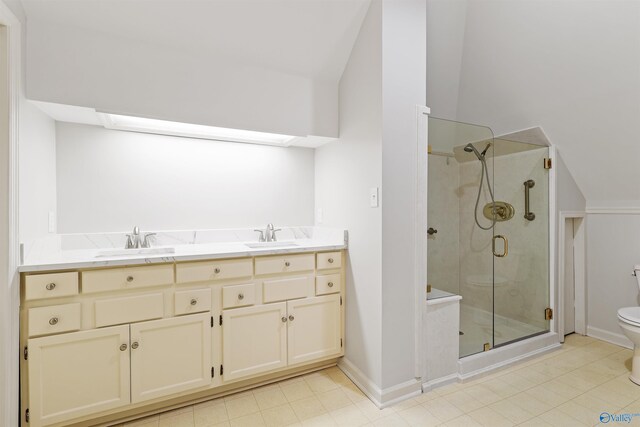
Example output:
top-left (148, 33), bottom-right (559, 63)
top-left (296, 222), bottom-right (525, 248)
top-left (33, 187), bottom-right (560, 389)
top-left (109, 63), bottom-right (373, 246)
top-left (491, 138), bottom-right (550, 347)
top-left (427, 117), bottom-right (496, 357)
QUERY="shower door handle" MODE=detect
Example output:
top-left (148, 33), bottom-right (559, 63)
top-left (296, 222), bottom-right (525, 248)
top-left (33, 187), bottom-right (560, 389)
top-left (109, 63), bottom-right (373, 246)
top-left (524, 179), bottom-right (536, 221)
top-left (492, 235), bottom-right (508, 258)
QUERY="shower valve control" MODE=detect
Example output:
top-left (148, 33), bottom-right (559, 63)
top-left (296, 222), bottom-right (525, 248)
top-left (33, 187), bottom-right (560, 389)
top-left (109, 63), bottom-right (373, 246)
top-left (427, 227), bottom-right (438, 235)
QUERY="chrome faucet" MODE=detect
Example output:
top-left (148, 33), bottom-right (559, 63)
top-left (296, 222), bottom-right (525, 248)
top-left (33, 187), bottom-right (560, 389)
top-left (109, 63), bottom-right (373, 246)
top-left (254, 223), bottom-right (281, 242)
top-left (125, 226), bottom-right (156, 249)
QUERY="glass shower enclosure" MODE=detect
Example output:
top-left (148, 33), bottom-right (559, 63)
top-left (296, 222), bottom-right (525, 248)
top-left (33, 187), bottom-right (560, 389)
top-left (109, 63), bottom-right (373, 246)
top-left (427, 117), bottom-right (550, 357)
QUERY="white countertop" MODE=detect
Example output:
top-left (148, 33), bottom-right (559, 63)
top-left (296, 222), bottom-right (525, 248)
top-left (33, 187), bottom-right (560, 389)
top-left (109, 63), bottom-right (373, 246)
top-left (20, 227), bottom-right (348, 273)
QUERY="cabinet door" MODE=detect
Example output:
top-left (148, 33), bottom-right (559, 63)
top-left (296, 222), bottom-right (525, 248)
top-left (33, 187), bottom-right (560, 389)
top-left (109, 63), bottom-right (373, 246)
top-left (28, 326), bottom-right (130, 427)
top-left (287, 295), bottom-right (341, 366)
top-left (222, 303), bottom-right (287, 382)
top-left (130, 313), bottom-right (212, 403)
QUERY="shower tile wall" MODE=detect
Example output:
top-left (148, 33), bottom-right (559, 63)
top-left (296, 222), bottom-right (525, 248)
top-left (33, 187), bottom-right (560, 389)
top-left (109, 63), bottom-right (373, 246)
top-left (427, 155), bottom-right (459, 295)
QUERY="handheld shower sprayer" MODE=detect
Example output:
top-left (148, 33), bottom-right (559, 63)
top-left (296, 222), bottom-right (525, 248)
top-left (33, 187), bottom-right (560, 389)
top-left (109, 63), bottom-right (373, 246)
top-left (465, 142), bottom-right (496, 230)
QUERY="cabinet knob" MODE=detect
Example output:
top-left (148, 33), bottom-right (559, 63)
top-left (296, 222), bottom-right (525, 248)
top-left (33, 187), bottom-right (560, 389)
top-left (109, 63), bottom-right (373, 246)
top-left (119, 344), bottom-right (128, 351)
top-left (126, 276), bottom-right (134, 282)
top-left (131, 341), bottom-right (139, 349)
top-left (48, 317), bottom-right (59, 325)
top-left (281, 316), bottom-right (287, 323)
top-left (328, 258), bottom-right (334, 264)
top-left (284, 261), bottom-right (291, 267)
top-left (45, 283), bottom-right (56, 291)
top-left (288, 315), bottom-right (295, 321)
top-left (238, 293), bottom-right (244, 300)
top-left (190, 298), bottom-right (198, 306)
top-left (214, 267), bottom-right (221, 274)
top-left (328, 282), bottom-right (334, 288)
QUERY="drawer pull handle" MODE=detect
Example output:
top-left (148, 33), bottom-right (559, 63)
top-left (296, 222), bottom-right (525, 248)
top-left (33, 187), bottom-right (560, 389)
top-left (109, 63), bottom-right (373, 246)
top-left (126, 276), bottom-right (134, 282)
top-left (120, 344), bottom-right (128, 351)
top-left (131, 341), bottom-right (139, 349)
top-left (288, 315), bottom-right (295, 321)
top-left (328, 258), bottom-right (334, 264)
top-left (48, 317), bottom-right (59, 325)
top-left (190, 298), bottom-right (198, 306)
top-left (214, 268), bottom-right (221, 274)
top-left (281, 316), bottom-right (287, 323)
top-left (238, 293), bottom-right (244, 300)
top-left (328, 282), bottom-right (334, 288)
top-left (284, 261), bottom-right (291, 267)
top-left (45, 283), bottom-right (56, 291)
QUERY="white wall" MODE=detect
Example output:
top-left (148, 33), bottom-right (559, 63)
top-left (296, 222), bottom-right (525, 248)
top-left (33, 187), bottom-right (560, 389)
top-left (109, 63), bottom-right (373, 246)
top-left (380, 0), bottom-right (427, 390)
top-left (315, 0), bottom-right (383, 388)
top-left (19, 100), bottom-right (56, 242)
top-left (426, 0), bottom-right (466, 119)
top-left (27, 19), bottom-right (338, 139)
top-left (428, 0), bottom-right (639, 205)
top-left (317, 0), bottom-right (427, 400)
top-left (0, 2), bottom-right (21, 426)
top-left (586, 214), bottom-right (637, 347)
top-left (56, 123), bottom-right (315, 233)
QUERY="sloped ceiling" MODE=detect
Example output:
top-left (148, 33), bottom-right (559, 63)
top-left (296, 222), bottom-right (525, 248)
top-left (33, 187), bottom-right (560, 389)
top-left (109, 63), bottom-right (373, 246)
top-left (21, 0), bottom-right (371, 83)
top-left (426, 0), bottom-right (640, 206)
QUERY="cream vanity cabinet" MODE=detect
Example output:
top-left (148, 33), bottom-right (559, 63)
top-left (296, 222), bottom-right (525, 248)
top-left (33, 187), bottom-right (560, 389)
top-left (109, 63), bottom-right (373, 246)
top-left (27, 311), bottom-right (211, 427)
top-left (222, 253), bottom-right (343, 382)
top-left (21, 250), bottom-right (345, 427)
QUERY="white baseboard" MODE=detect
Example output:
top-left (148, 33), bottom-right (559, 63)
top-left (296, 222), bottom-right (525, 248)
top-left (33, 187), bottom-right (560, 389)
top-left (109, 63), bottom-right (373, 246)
top-left (422, 374), bottom-right (458, 393)
top-left (587, 326), bottom-right (633, 349)
top-left (338, 358), bottom-right (421, 409)
top-left (338, 358), bottom-right (382, 406)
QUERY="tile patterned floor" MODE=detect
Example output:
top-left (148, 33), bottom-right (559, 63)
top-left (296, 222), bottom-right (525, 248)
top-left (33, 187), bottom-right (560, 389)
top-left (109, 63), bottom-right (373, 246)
top-left (115, 335), bottom-right (640, 427)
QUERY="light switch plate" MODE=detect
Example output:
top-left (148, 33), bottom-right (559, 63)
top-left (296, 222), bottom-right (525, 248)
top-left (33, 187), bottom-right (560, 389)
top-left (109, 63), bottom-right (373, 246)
top-left (369, 187), bottom-right (379, 208)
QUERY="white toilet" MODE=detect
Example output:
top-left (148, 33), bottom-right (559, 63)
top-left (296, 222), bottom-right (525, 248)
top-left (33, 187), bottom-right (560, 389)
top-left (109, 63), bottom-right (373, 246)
top-left (618, 265), bottom-right (640, 385)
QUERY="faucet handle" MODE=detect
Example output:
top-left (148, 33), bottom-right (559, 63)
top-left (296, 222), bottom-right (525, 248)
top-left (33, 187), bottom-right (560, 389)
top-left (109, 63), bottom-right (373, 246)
top-left (254, 229), bottom-right (266, 242)
top-left (142, 233), bottom-right (156, 248)
top-left (272, 228), bottom-right (282, 241)
top-left (125, 234), bottom-right (134, 249)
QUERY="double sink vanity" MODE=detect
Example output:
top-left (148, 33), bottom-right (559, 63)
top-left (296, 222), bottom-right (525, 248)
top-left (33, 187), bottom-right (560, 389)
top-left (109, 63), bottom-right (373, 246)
top-left (19, 227), bottom-right (347, 427)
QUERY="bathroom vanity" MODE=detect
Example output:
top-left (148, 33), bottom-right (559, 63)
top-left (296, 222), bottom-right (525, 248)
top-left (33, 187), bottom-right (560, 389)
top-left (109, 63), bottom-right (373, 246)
top-left (18, 230), bottom-right (347, 427)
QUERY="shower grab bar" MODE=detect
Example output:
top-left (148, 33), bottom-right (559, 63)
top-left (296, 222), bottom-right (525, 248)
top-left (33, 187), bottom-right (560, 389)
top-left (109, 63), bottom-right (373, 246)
top-left (524, 179), bottom-right (536, 221)
top-left (492, 235), bottom-right (508, 258)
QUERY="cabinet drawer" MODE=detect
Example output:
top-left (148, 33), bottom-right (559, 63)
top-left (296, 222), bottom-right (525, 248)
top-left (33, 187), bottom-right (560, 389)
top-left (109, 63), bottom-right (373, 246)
top-left (263, 276), bottom-right (312, 303)
top-left (316, 274), bottom-right (341, 296)
top-left (175, 288), bottom-right (212, 315)
top-left (28, 303), bottom-right (81, 337)
top-left (222, 283), bottom-right (256, 309)
top-left (317, 252), bottom-right (342, 270)
top-left (255, 254), bottom-right (315, 276)
top-left (176, 258), bottom-right (253, 284)
top-left (25, 272), bottom-right (79, 301)
top-left (95, 293), bottom-right (164, 327)
top-left (82, 264), bottom-right (174, 294)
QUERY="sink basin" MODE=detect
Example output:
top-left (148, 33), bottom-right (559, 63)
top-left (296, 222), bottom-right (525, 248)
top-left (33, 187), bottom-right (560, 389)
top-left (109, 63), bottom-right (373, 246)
top-left (245, 242), bottom-right (299, 249)
top-left (95, 247), bottom-right (176, 257)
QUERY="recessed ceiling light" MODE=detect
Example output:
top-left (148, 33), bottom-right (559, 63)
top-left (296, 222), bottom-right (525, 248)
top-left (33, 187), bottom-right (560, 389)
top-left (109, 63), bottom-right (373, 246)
top-left (97, 113), bottom-right (296, 147)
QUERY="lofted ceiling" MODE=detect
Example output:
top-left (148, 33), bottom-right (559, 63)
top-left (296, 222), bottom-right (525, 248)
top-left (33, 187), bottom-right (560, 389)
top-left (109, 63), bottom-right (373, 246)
top-left (20, 0), bottom-right (371, 83)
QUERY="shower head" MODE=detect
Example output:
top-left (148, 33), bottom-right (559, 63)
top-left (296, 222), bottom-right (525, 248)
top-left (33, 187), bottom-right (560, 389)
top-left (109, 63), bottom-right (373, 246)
top-left (464, 142), bottom-right (492, 160)
top-left (464, 143), bottom-right (483, 161)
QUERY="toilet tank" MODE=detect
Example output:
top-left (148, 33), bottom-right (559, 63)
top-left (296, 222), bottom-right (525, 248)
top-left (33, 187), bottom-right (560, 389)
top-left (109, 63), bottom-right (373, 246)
top-left (635, 265), bottom-right (640, 290)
